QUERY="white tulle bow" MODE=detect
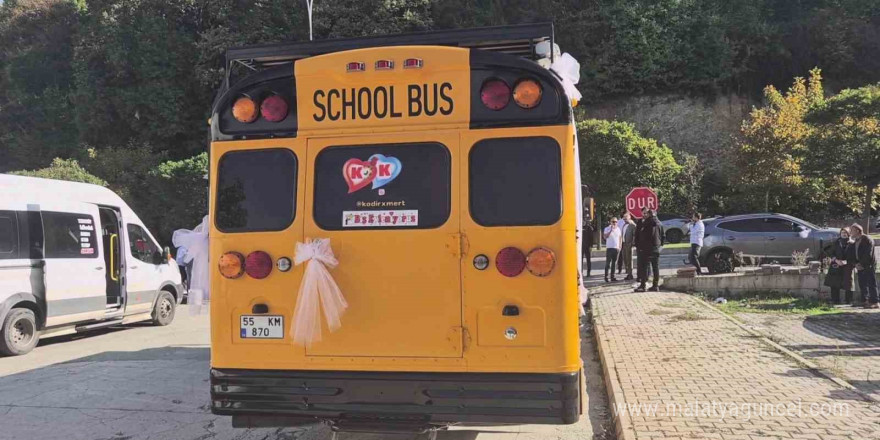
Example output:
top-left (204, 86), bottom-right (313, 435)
top-left (291, 238), bottom-right (348, 347)
top-left (550, 53), bottom-right (583, 105)
top-left (172, 216), bottom-right (210, 316)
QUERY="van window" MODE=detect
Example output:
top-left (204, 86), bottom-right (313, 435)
top-left (313, 143), bottom-right (451, 230)
top-left (127, 224), bottom-right (160, 263)
top-left (469, 137), bottom-right (561, 226)
top-left (216, 149), bottom-right (297, 232)
top-left (0, 211), bottom-right (18, 259)
top-left (43, 211), bottom-right (98, 259)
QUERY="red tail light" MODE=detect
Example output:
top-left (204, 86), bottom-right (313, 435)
top-left (245, 251), bottom-right (273, 279)
top-left (496, 247), bottom-right (526, 277)
top-left (480, 79), bottom-right (510, 111)
top-left (260, 95), bottom-right (288, 122)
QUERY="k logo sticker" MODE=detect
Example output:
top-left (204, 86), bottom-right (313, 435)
top-left (343, 155), bottom-right (402, 194)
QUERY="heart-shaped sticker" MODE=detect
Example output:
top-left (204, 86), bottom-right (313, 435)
top-left (368, 154), bottom-right (402, 190)
top-left (343, 159), bottom-right (376, 193)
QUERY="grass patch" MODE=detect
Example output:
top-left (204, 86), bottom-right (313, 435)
top-left (715, 296), bottom-right (842, 316)
top-left (669, 310), bottom-right (709, 321)
top-left (646, 309), bottom-right (674, 316)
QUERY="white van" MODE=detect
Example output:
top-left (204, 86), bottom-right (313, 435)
top-left (0, 175), bottom-right (184, 355)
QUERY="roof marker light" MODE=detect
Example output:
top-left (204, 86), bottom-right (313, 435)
top-left (375, 60), bottom-right (394, 70)
top-left (403, 58), bottom-right (423, 69)
top-left (346, 62), bottom-right (366, 72)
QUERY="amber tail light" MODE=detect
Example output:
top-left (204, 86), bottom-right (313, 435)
top-left (219, 252), bottom-right (245, 279)
top-left (526, 247), bottom-right (556, 276)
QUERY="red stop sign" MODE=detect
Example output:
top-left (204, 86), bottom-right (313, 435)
top-left (626, 187), bottom-right (658, 219)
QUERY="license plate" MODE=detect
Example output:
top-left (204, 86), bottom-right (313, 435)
top-left (240, 315), bottom-right (284, 339)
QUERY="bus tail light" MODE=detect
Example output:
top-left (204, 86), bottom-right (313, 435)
top-left (526, 247), bottom-right (556, 276)
top-left (260, 94), bottom-right (288, 122)
top-left (219, 252), bottom-right (245, 279)
top-left (480, 79), bottom-right (510, 110)
top-left (513, 79), bottom-right (542, 109)
top-left (232, 96), bottom-right (259, 123)
top-left (496, 247), bottom-right (526, 277)
top-left (245, 251), bottom-right (273, 279)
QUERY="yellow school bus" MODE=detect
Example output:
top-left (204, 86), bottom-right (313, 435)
top-left (209, 23), bottom-right (583, 432)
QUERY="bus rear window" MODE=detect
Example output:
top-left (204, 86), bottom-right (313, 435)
top-left (469, 137), bottom-right (561, 226)
top-left (216, 149), bottom-right (297, 232)
top-left (313, 143), bottom-right (450, 230)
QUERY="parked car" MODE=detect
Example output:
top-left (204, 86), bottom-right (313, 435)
top-left (660, 216), bottom-right (689, 243)
top-left (699, 213), bottom-right (838, 274)
top-left (0, 175), bottom-right (184, 355)
top-left (661, 215), bottom-right (719, 244)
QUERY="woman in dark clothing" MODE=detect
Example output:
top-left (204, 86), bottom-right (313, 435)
top-left (824, 228), bottom-right (854, 304)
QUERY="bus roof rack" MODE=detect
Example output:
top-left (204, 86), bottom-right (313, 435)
top-left (225, 22), bottom-right (554, 72)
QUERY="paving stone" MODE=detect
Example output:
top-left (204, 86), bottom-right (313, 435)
top-left (591, 288), bottom-right (880, 440)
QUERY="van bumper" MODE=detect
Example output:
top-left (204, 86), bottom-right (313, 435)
top-left (210, 368), bottom-right (581, 427)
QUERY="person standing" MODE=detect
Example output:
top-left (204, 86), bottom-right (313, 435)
top-left (616, 213), bottom-right (628, 275)
top-left (604, 217), bottom-right (621, 283)
top-left (850, 224), bottom-right (879, 308)
top-left (620, 215), bottom-right (636, 280)
top-left (582, 219), bottom-right (595, 278)
top-left (824, 228), bottom-right (854, 304)
top-left (688, 212), bottom-right (705, 275)
top-left (635, 209), bottom-right (664, 292)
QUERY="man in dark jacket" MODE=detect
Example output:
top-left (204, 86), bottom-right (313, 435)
top-left (635, 209), bottom-right (664, 292)
top-left (582, 219), bottom-right (595, 277)
top-left (850, 223), bottom-right (879, 308)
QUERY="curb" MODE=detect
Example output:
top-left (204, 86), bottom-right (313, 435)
top-left (690, 296), bottom-right (877, 404)
top-left (591, 298), bottom-right (638, 440)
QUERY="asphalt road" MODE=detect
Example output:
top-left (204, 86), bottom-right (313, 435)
top-left (0, 305), bottom-right (612, 440)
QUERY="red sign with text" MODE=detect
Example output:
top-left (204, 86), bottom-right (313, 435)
top-left (626, 187), bottom-right (658, 219)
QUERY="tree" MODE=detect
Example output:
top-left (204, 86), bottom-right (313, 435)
top-left (578, 119), bottom-right (681, 219)
top-left (734, 68), bottom-right (824, 212)
top-left (804, 84), bottom-right (880, 232)
top-left (10, 157), bottom-right (107, 186)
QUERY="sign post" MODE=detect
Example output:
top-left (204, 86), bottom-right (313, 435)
top-left (625, 187), bottom-right (658, 219)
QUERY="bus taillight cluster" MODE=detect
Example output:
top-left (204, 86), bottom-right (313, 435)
top-left (232, 94), bottom-right (289, 124)
top-left (219, 251), bottom-right (291, 280)
top-left (480, 78), bottom-right (542, 111)
top-left (476, 246), bottom-right (556, 277)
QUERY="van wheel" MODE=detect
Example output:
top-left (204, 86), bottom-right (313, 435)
top-left (707, 250), bottom-right (734, 274)
top-left (666, 228), bottom-right (683, 244)
top-left (152, 291), bottom-right (176, 326)
top-left (0, 308), bottom-right (39, 356)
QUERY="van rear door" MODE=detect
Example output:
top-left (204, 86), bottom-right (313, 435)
top-left (303, 132), bottom-right (462, 358)
top-left (41, 202), bottom-right (106, 327)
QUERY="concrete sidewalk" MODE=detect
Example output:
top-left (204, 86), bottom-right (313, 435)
top-left (590, 286), bottom-right (880, 440)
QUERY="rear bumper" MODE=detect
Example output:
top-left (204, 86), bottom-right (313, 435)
top-left (210, 368), bottom-right (581, 426)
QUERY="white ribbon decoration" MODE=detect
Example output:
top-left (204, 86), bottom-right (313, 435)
top-left (550, 52), bottom-right (583, 105)
top-left (291, 238), bottom-right (348, 347)
top-left (172, 215), bottom-right (210, 315)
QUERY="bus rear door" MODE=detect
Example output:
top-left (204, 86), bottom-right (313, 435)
top-left (303, 131), bottom-right (462, 358)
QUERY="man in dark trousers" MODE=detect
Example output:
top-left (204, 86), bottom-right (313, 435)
top-left (851, 223), bottom-right (879, 308)
top-left (582, 219), bottom-right (595, 277)
top-left (635, 208), bottom-right (664, 292)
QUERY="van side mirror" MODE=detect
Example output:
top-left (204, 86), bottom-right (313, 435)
top-left (164, 246), bottom-right (172, 261)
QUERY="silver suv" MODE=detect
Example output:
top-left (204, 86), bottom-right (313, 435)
top-left (700, 213), bottom-right (838, 273)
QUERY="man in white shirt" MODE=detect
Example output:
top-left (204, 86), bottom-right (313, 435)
top-left (689, 212), bottom-right (705, 275)
top-left (604, 217), bottom-right (621, 282)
